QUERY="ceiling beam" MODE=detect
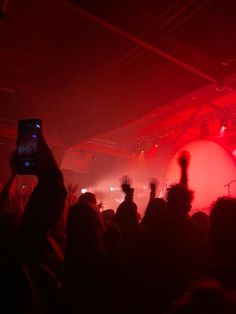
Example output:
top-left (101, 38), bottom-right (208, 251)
top-left (67, 4), bottom-right (225, 83)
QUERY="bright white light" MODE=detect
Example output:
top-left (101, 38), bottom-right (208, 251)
top-left (109, 186), bottom-right (119, 191)
top-left (220, 125), bottom-right (227, 137)
top-left (81, 188), bottom-right (87, 194)
top-left (36, 123), bottom-right (40, 128)
top-left (232, 149), bottom-right (236, 157)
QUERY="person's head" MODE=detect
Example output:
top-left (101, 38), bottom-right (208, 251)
top-left (114, 201), bottom-right (138, 231)
top-left (66, 202), bottom-right (106, 255)
top-left (191, 211), bottom-right (209, 230)
top-left (101, 209), bottom-right (115, 224)
top-left (78, 192), bottom-right (97, 209)
top-left (142, 198), bottom-right (168, 226)
top-left (167, 183), bottom-right (194, 217)
top-left (209, 196), bottom-right (236, 260)
top-left (169, 279), bottom-right (235, 314)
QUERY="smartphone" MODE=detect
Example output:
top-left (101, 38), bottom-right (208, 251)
top-left (16, 119), bottom-right (42, 174)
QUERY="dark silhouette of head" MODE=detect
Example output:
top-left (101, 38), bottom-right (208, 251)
top-left (167, 183), bottom-right (194, 217)
top-left (114, 201), bottom-right (138, 233)
top-left (142, 197), bottom-right (168, 226)
top-left (101, 209), bottom-right (115, 224)
top-left (78, 192), bottom-right (97, 208)
top-left (66, 202), bottom-right (105, 257)
top-left (209, 197), bottom-right (236, 260)
top-left (191, 211), bottom-right (209, 230)
top-left (169, 279), bottom-right (235, 314)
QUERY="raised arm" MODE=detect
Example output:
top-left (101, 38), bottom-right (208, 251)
top-left (22, 134), bottom-right (67, 233)
top-left (178, 150), bottom-right (190, 188)
top-left (8, 132), bottom-right (67, 265)
top-left (121, 175), bottom-right (134, 202)
top-left (149, 178), bottom-right (158, 202)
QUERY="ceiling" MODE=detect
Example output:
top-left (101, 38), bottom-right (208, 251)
top-left (1, 0), bottom-right (236, 150)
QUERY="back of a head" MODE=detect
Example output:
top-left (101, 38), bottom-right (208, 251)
top-left (78, 192), bottom-right (97, 206)
top-left (102, 209), bottom-right (115, 224)
top-left (169, 279), bottom-right (234, 314)
top-left (191, 211), bottom-right (209, 230)
top-left (167, 184), bottom-right (194, 217)
top-left (66, 202), bottom-right (105, 256)
top-left (114, 201), bottom-right (138, 231)
top-left (209, 196), bottom-right (236, 259)
top-left (142, 198), bottom-right (168, 226)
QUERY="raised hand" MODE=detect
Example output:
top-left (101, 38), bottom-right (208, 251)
top-left (67, 183), bottom-right (78, 206)
top-left (121, 175), bottom-right (134, 201)
top-left (121, 175), bottom-right (131, 194)
top-left (178, 150), bottom-right (190, 187)
top-left (149, 178), bottom-right (159, 201)
top-left (97, 201), bottom-right (104, 211)
top-left (178, 150), bottom-right (190, 169)
top-left (150, 178), bottom-right (159, 191)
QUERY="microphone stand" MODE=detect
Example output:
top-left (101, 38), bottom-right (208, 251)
top-left (224, 179), bottom-right (236, 196)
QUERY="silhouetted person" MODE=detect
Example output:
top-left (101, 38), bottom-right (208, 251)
top-left (164, 152), bottom-right (208, 291)
top-left (208, 197), bottom-right (236, 289)
top-left (1, 134), bottom-right (67, 314)
top-left (64, 197), bottom-right (112, 313)
top-left (102, 209), bottom-right (121, 257)
top-left (141, 179), bottom-right (169, 228)
top-left (114, 177), bottom-right (139, 264)
top-left (130, 152), bottom-right (208, 313)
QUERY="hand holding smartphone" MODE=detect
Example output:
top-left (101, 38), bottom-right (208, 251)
top-left (16, 119), bottom-right (42, 174)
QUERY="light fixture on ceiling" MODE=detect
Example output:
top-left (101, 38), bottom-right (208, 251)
top-left (220, 118), bottom-right (228, 137)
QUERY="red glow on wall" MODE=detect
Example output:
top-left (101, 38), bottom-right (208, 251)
top-left (166, 140), bottom-right (236, 213)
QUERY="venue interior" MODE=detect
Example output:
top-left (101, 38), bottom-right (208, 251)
top-left (1, 0), bottom-right (236, 214)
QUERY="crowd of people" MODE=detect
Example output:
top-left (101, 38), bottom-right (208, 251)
top-left (0, 134), bottom-right (236, 314)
